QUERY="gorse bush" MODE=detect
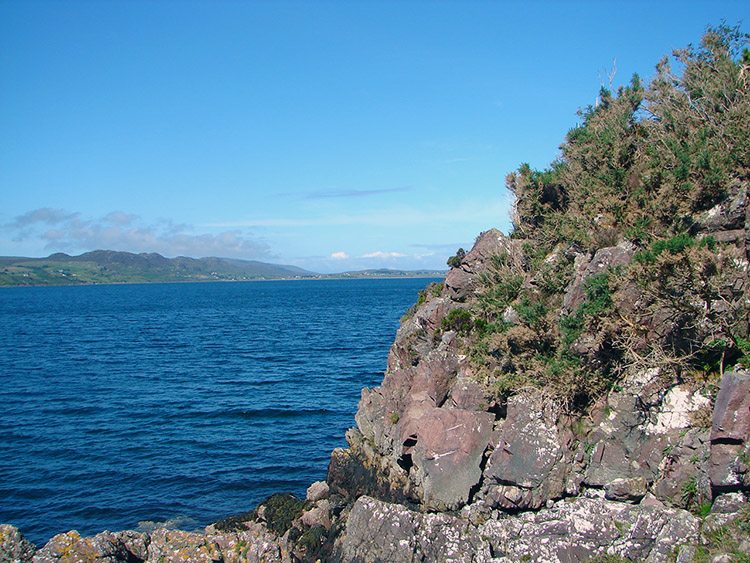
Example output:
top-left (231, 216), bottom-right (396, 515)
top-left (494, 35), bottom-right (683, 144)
top-left (455, 24), bottom-right (749, 409)
top-left (441, 309), bottom-right (475, 335)
top-left (508, 23), bottom-right (749, 251)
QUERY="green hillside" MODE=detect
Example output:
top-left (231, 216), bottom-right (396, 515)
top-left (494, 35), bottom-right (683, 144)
top-left (0, 250), bottom-right (315, 286)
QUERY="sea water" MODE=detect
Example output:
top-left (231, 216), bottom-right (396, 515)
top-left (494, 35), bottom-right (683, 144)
top-left (0, 277), bottom-right (439, 546)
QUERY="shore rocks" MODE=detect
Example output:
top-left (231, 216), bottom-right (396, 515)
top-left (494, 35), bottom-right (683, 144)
top-left (0, 525), bottom-right (35, 563)
top-left (31, 529), bottom-right (149, 563)
top-left (335, 494), bottom-right (700, 563)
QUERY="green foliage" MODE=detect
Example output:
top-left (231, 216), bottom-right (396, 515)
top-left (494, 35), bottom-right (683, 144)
top-left (211, 510), bottom-right (256, 533)
top-left (560, 272), bottom-right (613, 345)
top-left (686, 505), bottom-right (750, 562)
top-left (254, 493), bottom-right (308, 536)
top-left (467, 24), bottom-right (749, 408)
top-left (634, 233), bottom-right (698, 264)
top-left (514, 295), bottom-right (548, 329)
top-left (681, 475), bottom-right (699, 508)
top-left (441, 309), bottom-right (475, 335)
top-left (447, 248), bottom-right (466, 268)
top-left (430, 281), bottom-right (445, 296)
top-left (697, 502), bottom-right (713, 518)
top-left (652, 233), bottom-right (695, 255)
top-left (736, 337), bottom-right (750, 368)
top-left (297, 525), bottom-right (327, 554)
top-left (509, 23), bottom-right (749, 247)
top-left (700, 235), bottom-right (717, 251)
top-left (581, 272), bottom-right (613, 316)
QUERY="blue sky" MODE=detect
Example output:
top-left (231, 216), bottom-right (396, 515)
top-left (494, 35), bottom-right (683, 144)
top-left (1, 1), bottom-right (746, 273)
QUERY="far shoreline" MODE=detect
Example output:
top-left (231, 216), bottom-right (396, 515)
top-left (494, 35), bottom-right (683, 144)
top-left (0, 273), bottom-right (446, 289)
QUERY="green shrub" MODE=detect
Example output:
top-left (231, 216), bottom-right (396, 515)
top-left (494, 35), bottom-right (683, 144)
top-left (441, 309), bottom-right (474, 335)
top-left (447, 248), bottom-right (466, 268)
top-left (255, 493), bottom-right (308, 536)
top-left (652, 233), bottom-right (695, 256)
top-left (514, 296), bottom-right (548, 329)
top-left (297, 525), bottom-right (327, 554)
top-left (211, 510), bottom-right (256, 533)
top-left (559, 272), bottom-right (613, 345)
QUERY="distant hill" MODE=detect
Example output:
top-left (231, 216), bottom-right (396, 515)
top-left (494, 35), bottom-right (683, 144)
top-left (0, 251), bottom-right (315, 286)
top-left (0, 251), bottom-right (445, 286)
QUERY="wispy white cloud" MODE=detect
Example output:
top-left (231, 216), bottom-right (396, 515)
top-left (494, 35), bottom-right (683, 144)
top-left (10, 208), bottom-right (80, 228)
top-left (361, 251), bottom-right (407, 258)
top-left (103, 211), bottom-right (139, 225)
top-left (4, 208), bottom-right (273, 259)
top-left (8, 208), bottom-right (81, 241)
top-left (306, 186), bottom-right (414, 199)
top-left (330, 251), bottom-right (349, 259)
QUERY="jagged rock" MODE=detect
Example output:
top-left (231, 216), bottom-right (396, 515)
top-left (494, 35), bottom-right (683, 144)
top-left (640, 493), bottom-right (666, 508)
top-left (335, 496), bottom-right (488, 563)
top-left (445, 377), bottom-right (490, 411)
top-left (696, 180), bottom-right (748, 233)
top-left (501, 305), bottom-right (520, 325)
top-left (654, 427), bottom-right (711, 507)
top-left (605, 477), bottom-right (648, 502)
top-left (327, 428), bottom-right (416, 504)
top-left (444, 229), bottom-right (516, 302)
top-left (481, 392), bottom-right (569, 509)
top-left (306, 481), bottom-right (329, 502)
top-left (205, 526), bottom-right (283, 563)
top-left (0, 525), bottom-right (35, 563)
top-left (356, 328), bottom-right (461, 459)
top-left (32, 530), bottom-right (149, 563)
top-left (335, 495), bottom-right (700, 563)
top-left (711, 491), bottom-right (747, 514)
top-left (562, 241), bottom-right (635, 314)
top-left (710, 371), bottom-right (750, 490)
top-left (711, 371), bottom-right (750, 443)
top-left (146, 528), bottom-right (221, 563)
top-left (585, 368), bottom-right (713, 506)
top-left (676, 545), bottom-right (697, 563)
top-left (411, 408), bottom-right (494, 510)
top-left (301, 500), bottom-right (331, 531)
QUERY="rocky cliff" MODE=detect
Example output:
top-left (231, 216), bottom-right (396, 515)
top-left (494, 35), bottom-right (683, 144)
top-left (4, 224), bottom-right (747, 562)
top-left (3, 24), bottom-right (749, 563)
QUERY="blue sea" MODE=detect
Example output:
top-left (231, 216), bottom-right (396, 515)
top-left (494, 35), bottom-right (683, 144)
top-left (0, 277), bottom-right (439, 546)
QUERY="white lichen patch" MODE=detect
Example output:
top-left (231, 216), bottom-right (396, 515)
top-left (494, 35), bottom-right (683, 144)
top-left (646, 386), bottom-right (711, 434)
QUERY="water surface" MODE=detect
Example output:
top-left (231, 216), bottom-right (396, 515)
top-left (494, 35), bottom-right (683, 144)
top-left (0, 278), bottom-right (438, 545)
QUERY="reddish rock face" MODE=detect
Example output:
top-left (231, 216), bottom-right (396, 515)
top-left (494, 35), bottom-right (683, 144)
top-left (411, 408), bottom-right (495, 511)
top-left (481, 392), bottom-right (570, 509)
top-left (710, 372), bottom-right (750, 489)
top-left (711, 372), bottom-right (750, 443)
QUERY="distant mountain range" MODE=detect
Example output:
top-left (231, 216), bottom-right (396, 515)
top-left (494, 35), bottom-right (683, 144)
top-left (0, 250), bottom-right (445, 286)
